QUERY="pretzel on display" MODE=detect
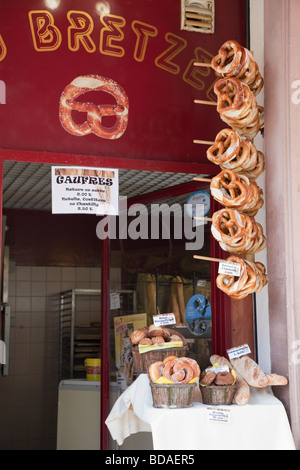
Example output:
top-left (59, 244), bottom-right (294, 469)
top-left (210, 169), bottom-right (264, 217)
top-left (216, 255), bottom-right (268, 300)
top-left (211, 209), bottom-right (266, 255)
top-left (211, 40), bottom-right (264, 96)
top-left (206, 128), bottom-right (265, 181)
top-left (214, 78), bottom-right (264, 140)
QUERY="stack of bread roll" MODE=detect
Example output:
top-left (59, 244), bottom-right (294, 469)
top-left (210, 354), bottom-right (288, 406)
top-left (130, 325), bottom-right (183, 347)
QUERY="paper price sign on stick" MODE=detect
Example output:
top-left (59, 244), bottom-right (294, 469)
top-left (218, 261), bottom-right (241, 277)
top-left (227, 344), bottom-right (251, 360)
top-left (153, 313), bottom-right (176, 327)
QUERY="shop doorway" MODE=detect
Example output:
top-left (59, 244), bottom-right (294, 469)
top-left (0, 159), bottom-right (220, 450)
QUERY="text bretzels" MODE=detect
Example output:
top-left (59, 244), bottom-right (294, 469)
top-left (59, 75), bottom-right (129, 140)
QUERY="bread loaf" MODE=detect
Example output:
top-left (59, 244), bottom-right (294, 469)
top-left (230, 355), bottom-right (269, 388)
top-left (176, 276), bottom-right (186, 324)
top-left (210, 354), bottom-right (250, 405)
top-left (266, 373), bottom-right (288, 386)
top-left (170, 279), bottom-right (182, 324)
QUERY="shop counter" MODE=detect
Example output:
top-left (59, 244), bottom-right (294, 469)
top-left (106, 374), bottom-right (296, 451)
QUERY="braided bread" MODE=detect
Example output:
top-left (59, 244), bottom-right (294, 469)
top-left (207, 128), bottom-right (265, 181)
top-left (210, 169), bottom-right (264, 217)
top-left (214, 78), bottom-right (264, 139)
top-left (216, 255), bottom-right (268, 299)
top-left (211, 209), bottom-right (266, 255)
top-left (211, 40), bottom-right (264, 96)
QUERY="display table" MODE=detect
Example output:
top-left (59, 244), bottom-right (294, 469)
top-left (106, 374), bottom-right (296, 451)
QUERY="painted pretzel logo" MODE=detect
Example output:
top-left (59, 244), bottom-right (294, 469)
top-left (59, 75), bottom-right (129, 140)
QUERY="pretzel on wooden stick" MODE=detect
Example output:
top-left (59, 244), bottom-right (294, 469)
top-left (195, 209), bottom-right (266, 255)
top-left (194, 40), bottom-right (264, 96)
top-left (216, 256), bottom-right (268, 300)
top-left (210, 169), bottom-right (264, 217)
top-left (194, 254), bottom-right (268, 299)
top-left (211, 209), bottom-right (266, 255)
top-left (206, 128), bottom-right (265, 181)
top-left (194, 78), bottom-right (264, 139)
top-left (214, 78), bottom-right (264, 140)
top-left (194, 170), bottom-right (264, 217)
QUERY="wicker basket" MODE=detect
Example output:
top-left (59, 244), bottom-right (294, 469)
top-left (131, 329), bottom-right (188, 374)
top-left (142, 329), bottom-right (188, 371)
top-left (201, 385), bottom-right (237, 406)
top-left (150, 381), bottom-right (196, 408)
top-left (131, 347), bottom-right (144, 375)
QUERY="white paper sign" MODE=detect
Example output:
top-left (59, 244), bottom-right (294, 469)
top-left (227, 344), bottom-right (251, 360)
top-left (153, 313), bottom-right (176, 327)
top-left (207, 407), bottom-right (231, 424)
top-left (218, 261), bottom-right (241, 277)
top-left (51, 166), bottom-right (119, 215)
top-left (110, 293), bottom-right (121, 310)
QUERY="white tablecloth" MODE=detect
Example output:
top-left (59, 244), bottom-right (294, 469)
top-left (106, 374), bottom-right (296, 451)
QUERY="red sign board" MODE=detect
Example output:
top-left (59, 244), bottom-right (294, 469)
top-left (0, 0), bottom-right (247, 166)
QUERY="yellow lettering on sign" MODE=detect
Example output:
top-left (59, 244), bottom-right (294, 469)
top-left (67, 10), bottom-right (96, 53)
top-left (155, 33), bottom-right (187, 75)
top-left (99, 14), bottom-right (126, 58)
top-left (131, 21), bottom-right (158, 62)
top-left (28, 10), bottom-right (62, 51)
top-left (0, 34), bottom-right (7, 62)
top-left (182, 46), bottom-right (214, 91)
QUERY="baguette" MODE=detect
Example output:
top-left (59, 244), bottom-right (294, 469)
top-left (170, 279), bottom-right (181, 324)
top-left (230, 355), bottom-right (269, 388)
top-left (175, 276), bottom-right (186, 324)
top-left (210, 354), bottom-right (250, 405)
top-left (266, 373), bottom-right (288, 386)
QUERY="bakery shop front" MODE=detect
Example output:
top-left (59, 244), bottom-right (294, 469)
top-left (0, 0), bottom-right (298, 451)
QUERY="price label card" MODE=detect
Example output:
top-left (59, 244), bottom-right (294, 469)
top-left (218, 261), bottom-right (241, 277)
top-left (207, 407), bottom-right (231, 424)
top-left (110, 293), bottom-right (120, 310)
top-left (227, 344), bottom-right (251, 360)
top-left (153, 313), bottom-right (176, 327)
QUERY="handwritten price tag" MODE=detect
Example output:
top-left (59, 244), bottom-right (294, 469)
top-left (153, 313), bottom-right (176, 327)
top-left (218, 261), bottom-right (241, 277)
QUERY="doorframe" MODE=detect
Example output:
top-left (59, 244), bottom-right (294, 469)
top-left (0, 147), bottom-right (233, 450)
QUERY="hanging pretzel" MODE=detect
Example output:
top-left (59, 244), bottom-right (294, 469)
top-left (216, 256), bottom-right (268, 300)
top-left (207, 129), bottom-right (265, 181)
top-left (211, 40), bottom-right (264, 96)
top-left (59, 75), bottom-right (129, 140)
top-left (214, 78), bottom-right (264, 139)
top-left (210, 169), bottom-right (264, 217)
top-left (207, 128), bottom-right (241, 165)
top-left (211, 209), bottom-right (266, 255)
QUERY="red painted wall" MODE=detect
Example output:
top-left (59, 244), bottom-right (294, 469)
top-left (0, 0), bottom-right (247, 166)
